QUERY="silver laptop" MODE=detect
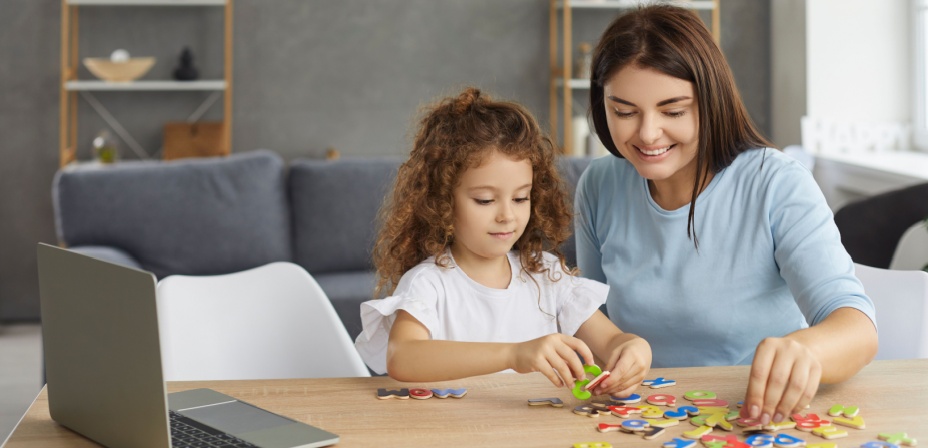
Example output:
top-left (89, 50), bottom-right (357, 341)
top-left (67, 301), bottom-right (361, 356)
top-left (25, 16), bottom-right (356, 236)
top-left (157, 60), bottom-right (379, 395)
top-left (36, 243), bottom-right (339, 448)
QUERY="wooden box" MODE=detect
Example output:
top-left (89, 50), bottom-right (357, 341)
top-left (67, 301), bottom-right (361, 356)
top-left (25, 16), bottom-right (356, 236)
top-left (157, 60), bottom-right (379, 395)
top-left (162, 122), bottom-right (228, 160)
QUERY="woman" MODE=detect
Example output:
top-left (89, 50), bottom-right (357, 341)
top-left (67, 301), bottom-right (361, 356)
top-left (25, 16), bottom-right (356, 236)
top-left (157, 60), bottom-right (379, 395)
top-left (575, 4), bottom-right (877, 426)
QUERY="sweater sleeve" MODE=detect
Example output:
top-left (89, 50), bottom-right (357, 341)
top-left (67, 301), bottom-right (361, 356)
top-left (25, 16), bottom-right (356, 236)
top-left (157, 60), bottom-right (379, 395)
top-left (767, 161), bottom-right (877, 330)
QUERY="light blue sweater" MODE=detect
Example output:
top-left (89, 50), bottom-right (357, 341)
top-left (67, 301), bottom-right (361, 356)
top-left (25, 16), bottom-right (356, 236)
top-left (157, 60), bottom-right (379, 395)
top-left (574, 148), bottom-right (876, 368)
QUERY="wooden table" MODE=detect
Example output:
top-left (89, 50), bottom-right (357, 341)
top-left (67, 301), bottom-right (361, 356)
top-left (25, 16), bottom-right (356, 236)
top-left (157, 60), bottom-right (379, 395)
top-left (5, 359), bottom-right (926, 447)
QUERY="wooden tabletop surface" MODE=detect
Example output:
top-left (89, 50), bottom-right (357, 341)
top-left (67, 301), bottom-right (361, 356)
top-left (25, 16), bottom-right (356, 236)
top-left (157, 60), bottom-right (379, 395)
top-left (6, 359), bottom-right (926, 447)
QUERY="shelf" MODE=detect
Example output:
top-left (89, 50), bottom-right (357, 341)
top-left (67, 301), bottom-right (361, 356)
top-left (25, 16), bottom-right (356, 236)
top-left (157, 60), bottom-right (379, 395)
top-left (555, 0), bottom-right (716, 10)
top-left (65, 80), bottom-right (227, 91)
top-left (554, 78), bottom-right (592, 89)
top-left (67, 0), bottom-right (225, 5)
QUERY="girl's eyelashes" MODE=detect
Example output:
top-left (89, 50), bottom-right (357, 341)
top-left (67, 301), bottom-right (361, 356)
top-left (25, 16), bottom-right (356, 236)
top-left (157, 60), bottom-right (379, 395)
top-left (472, 197), bottom-right (531, 205)
top-left (665, 110), bottom-right (686, 118)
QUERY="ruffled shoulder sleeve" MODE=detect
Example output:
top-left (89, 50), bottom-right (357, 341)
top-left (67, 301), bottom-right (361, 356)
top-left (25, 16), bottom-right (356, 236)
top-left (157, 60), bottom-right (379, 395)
top-left (542, 253), bottom-right (609, 337)
top-left (354, 266), bottom-right (443, 375)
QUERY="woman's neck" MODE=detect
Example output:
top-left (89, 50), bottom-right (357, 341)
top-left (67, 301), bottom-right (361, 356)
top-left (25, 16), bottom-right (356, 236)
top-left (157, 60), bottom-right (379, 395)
top-left (450, 247), bottom-right (512, 289)
top-left (649, 169), bottom-right (714, 211)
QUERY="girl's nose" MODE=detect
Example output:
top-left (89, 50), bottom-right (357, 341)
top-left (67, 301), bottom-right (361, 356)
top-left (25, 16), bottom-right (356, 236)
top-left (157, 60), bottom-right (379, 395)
top-left (497, 203), bottom-right (514, 222)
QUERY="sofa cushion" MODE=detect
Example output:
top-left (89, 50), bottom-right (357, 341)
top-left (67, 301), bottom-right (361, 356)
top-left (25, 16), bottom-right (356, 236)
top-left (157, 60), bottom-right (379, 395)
top-left (290, 157), bottom-right (401, 274)
top-left (53, 150), bottom-right (291, 278)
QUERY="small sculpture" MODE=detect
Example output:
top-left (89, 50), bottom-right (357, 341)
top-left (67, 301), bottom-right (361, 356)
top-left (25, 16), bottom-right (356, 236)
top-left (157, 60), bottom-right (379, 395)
top-left (173, 47), bottom-right (199, 81)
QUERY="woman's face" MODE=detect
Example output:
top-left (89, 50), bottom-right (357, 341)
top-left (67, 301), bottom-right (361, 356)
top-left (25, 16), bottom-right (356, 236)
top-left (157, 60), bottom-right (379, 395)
top-left (603, 65), bottom-right (700, 189)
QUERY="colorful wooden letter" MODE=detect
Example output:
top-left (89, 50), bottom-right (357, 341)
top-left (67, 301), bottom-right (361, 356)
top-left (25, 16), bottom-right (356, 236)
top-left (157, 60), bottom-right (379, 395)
top-left (528, 397), bottom-right (564, 407)
top-left (827, 404), bottom-right (860, 417)
top-left (878, 432), bottom-right (917, 446)
top-left (610, 393), bottom-right (642, 404)
top-left (643, 377), bottom-right (677, 388)
top-left (409, 388), bottom-right (433, 400)
top-left (573, 364), bottom-right (603, 400)
top-left (648, 393), bottom-right (678, 407)
top-left (431, 388), bottom-right (467, 398)
top-left (663, 438), bottom-right (697, 448)
top-left (684, 390), bottom-right (718, 401)
top-left (376, 388), bottom-right (410, 399)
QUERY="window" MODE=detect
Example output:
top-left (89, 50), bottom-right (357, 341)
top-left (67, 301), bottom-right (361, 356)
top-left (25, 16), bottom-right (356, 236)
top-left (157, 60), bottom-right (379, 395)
top-left (915, 0), bottom-right (928, 151)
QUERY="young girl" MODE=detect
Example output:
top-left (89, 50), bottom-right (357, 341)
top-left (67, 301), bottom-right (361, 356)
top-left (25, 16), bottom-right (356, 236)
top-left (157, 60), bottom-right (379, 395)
top-left (354, 87), bottom-right (651, 397)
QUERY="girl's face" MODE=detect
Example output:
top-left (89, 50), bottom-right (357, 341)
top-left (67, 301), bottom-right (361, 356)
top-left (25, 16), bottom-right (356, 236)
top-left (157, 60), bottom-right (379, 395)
top-left (451, 150), bottom-right (533, 267)
top-left (603, 65), bottom-right (700, 191)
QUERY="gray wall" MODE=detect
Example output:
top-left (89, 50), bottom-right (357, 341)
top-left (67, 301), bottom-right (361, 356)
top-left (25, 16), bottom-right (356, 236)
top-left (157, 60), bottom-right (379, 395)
top-left (0, 0), bottom-right (769, 321)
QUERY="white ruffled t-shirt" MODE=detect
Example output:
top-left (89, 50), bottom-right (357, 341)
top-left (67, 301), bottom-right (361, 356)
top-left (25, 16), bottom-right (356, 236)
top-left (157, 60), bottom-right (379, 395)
top-left (354, 250), bottom-right (609, 375)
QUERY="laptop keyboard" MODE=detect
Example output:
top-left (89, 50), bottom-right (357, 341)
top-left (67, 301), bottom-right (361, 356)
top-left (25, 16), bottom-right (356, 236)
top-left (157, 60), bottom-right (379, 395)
top-left (169, 410), bottom-right (259, 448)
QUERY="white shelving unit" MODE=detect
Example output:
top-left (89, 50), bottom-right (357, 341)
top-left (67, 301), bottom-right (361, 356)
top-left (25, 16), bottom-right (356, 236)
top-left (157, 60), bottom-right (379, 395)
top-left (59, 0), bottom-right (233, 166)
top-left (549, 0), bottom-right (719, 155)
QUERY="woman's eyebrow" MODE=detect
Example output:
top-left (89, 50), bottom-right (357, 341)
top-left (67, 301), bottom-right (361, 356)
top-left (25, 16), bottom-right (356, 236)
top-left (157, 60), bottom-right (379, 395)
top-left (607, 95), bottom-right (692, 107)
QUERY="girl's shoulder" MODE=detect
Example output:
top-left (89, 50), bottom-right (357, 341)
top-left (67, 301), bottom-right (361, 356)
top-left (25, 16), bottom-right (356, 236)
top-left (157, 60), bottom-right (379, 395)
top-left (393, 255), bottom-right (454, 296)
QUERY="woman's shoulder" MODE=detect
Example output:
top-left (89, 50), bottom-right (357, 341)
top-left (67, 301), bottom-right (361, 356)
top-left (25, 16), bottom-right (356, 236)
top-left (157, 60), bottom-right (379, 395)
top-left (729, 148), bottom-right (815, 186)
top-left (577, 155), bottom-right (638, 194)
top-left (585, 154), bottom-right (635, 177)
top-left (733, 147), bottom-right (809, 177)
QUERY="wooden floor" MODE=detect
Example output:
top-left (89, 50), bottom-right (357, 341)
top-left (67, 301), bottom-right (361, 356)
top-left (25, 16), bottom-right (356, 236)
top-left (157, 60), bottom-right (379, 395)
top-left (0, 323), bottom-right (43, 444)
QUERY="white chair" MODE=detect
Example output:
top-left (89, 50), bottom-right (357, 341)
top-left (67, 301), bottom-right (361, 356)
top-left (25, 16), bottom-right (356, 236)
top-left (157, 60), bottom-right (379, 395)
top-left (854, 263), bottom-right (928, 360)
top-left (156, 262), bottom-right (371, 380)
top-left (890, 221), bottom-right (928, 271)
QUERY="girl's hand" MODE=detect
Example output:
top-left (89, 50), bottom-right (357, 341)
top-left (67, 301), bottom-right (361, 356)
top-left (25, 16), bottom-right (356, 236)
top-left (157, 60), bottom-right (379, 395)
top-left (509, 334), bottom-right (594, 388)
top-left (741, 337), bottom-right (822, 425)
top-left (592, 336), bottom-right (651, 397)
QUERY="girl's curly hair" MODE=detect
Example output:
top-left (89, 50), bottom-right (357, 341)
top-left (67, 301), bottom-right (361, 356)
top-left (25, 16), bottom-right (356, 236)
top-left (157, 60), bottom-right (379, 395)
top-left (373, 87), bottom-right (574, 297)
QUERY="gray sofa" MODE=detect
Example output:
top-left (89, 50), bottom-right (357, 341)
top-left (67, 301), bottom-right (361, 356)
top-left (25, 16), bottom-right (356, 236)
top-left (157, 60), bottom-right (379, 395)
top-left (52, 150), bottom-right (592, 342)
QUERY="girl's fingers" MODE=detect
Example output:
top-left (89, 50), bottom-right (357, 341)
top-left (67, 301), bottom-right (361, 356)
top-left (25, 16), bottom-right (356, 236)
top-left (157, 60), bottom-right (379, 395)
top-left (536, 359), bottom-right (564, 388)
top-left (557, 336), bottom-right (594, 380)
top-left (549, 357), bottom-right (576, 389)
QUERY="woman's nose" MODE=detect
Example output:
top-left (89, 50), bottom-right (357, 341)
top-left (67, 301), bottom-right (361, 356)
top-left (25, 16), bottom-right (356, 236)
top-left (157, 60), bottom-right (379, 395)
top-left (639, 113), bottom-right (662, 144)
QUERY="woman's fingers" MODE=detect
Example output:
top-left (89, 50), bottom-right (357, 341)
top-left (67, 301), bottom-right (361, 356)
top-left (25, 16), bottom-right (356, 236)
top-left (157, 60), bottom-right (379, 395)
top-left (743, 339), bottom-right (776, 421)
top-left (743, 338), bottom-right (823, 425)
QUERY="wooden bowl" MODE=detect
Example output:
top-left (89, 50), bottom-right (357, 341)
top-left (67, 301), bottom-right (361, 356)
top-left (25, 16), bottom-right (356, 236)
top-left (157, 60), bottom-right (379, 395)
top-left (83, 57), bottom-right (155, 82)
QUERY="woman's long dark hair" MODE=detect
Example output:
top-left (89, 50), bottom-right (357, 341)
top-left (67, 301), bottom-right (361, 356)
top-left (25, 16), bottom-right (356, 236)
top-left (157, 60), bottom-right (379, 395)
top-left (589, 5), bottom-right (773, 247)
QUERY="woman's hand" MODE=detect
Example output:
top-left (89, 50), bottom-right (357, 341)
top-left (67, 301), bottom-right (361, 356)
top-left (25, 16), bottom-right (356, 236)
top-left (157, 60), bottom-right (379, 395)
top-left (593, 336), bottom-right (651, 397)
top-left (509, 334), bottom-right (594, 388)
top-left (741, 337), bottom-right (822, 424)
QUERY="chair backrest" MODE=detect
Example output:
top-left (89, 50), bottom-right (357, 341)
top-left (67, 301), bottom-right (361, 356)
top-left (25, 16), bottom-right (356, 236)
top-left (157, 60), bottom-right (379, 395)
top-left (890, 221), bottom-right (928, 271)
top-left (854, 263), bottom-right (928, 360)
top-left (156, 262), bottom-right (371, 380)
